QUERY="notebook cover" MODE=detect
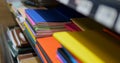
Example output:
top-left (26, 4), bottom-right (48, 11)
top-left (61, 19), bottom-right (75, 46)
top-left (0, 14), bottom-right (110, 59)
top-left (53, 31), bottom-right (120, 63)
top-left (35, 44), bottom-right (48, 63)
top-left (34, 22), bottom-right (70, 27)
top-left (23, 29), bottom-right (44, 63)
top-left (36, 28), bottom-right (68, 33)
top-left (54, 4), bottom-right (85, 19)
top-left (61, 48), bottom-right (78, 63)
top-left (57, 48), bottom-right (78, 63)
top-left (36, 29), bottom-right (68, 38)
top-left (37, 41), bottom-right (52, 63)
top-left (57, 51), bottom-right (67, 63)
top-left (26, 13), bottom-right (35, 26)
top-left (35, 28), bottom-right (68, 38)
top-left (34, 25), bottom-right (65, 31)
top-left (25, 9), bottom-right (69, 24)
top-left (35, 26), bottom-right (66, 32)
top-left (71, 18), bottom-right (104, 31)
top-left (64, 22), bottom-right (82, 32)
top-left (56, 54), bottom-right (64, 63)
top-left (23, 28), bottom-right (36, 45)
top-left (37, 37), bottom-right (62, 63)
top-left (23, 21), bottom-right (36, 41)
top-left (54, 31), bottom-right (103, 63)
top-left (26, 20), bottom-right (36, 36)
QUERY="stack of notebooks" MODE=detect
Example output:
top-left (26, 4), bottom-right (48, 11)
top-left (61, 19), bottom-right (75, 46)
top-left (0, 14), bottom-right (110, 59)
top-left (19, 5), bottom-right (83, 63)
top-left (24, 6), bottom-right (84, 41)
top-left (51, 18), bottom-right (120, 63)
top-left (25, 9), bottom-right (69, 40)
top-left (35, 36), bottom-right (79, 63)
top-left (7, 26), bottom-right (36, 63)
top-left (53, 30), bottom-right (120, 63)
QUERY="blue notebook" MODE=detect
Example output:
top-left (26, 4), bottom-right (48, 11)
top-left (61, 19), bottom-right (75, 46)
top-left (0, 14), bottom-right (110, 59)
top-left (25, 9), bottom-right (69, 24)
top-left (54, 4), bottom-right (85, 19)
top-left (57, 48), bottom-right (77, 63)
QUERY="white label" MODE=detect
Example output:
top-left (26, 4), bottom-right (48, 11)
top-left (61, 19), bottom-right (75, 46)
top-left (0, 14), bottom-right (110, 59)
top-left (95, 5), bottom-right (117, 28)
top-left (76, 0), bottom-right (93, 16)
top-left (115, 14), bottom-right (120, 34)
top-left (58, 0), bottom-right (69, 5)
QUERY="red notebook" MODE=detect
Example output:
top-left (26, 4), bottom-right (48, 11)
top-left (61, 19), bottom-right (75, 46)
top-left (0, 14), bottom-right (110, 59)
top-left (37, 37), bottom-right (62, 63)
top-left (64, 22), bottom-right (82, 32)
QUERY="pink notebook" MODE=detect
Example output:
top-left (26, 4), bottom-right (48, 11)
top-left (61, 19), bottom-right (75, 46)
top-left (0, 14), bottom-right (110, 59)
top-left (26, 13), bottom-right (35, 26)
top-left (64, 22), bottom-right (82, 32)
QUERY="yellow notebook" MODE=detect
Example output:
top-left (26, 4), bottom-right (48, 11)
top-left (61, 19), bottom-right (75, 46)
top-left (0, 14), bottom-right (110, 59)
top-left (23, 21), bottom-right (36, 41)
top-left (53, 31), bottom-right (120, 63)
top-left (71, 18), bottom-right (104, 31)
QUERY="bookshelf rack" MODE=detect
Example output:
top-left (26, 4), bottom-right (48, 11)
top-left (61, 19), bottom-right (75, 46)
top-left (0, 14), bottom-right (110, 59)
top-left (57, 0), bottom-right (120, 34)
top-left (2, 0), bottom-right (120, 63)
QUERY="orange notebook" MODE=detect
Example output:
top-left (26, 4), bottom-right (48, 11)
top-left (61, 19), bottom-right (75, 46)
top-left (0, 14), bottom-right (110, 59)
top-left (37, 37), bottom-right (62, 63)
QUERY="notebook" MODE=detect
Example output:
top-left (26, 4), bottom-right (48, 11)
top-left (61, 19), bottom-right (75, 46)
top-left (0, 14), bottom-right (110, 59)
top-left (36, 42), bottom-right (52, 63)
top-left (23, 21), bottom-right (36, 41)
top-left (35, 45), bottom-right (47, 63)
top-left (64, 22), bottom-right (82, 31)
top-left (23, 28), bottom-right (36, 45)
top-left (57, 51), bottom-right (67, 63)
top-left (25, 9), bottom-right (69, 24)
top-left (26, 13), bottom-right (35, 26)
top-left (37, 37), bottom-right (62, 63)
top-left (53, 30), bottom-right (120, 63)
top-left (71, 18), bottom-right (104, 31)
top-left (57, 48), bottom-right (77, 63)
top-left (54, 4), bottom-right (85, 19)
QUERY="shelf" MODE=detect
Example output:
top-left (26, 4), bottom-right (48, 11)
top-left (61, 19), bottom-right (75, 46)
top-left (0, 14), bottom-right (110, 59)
top-left (0, 25), bottom-right (14, 63)
top-left (57, 0), bottom-right (120, 34)
top-left (6, 0), bottom-right (120, 62)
